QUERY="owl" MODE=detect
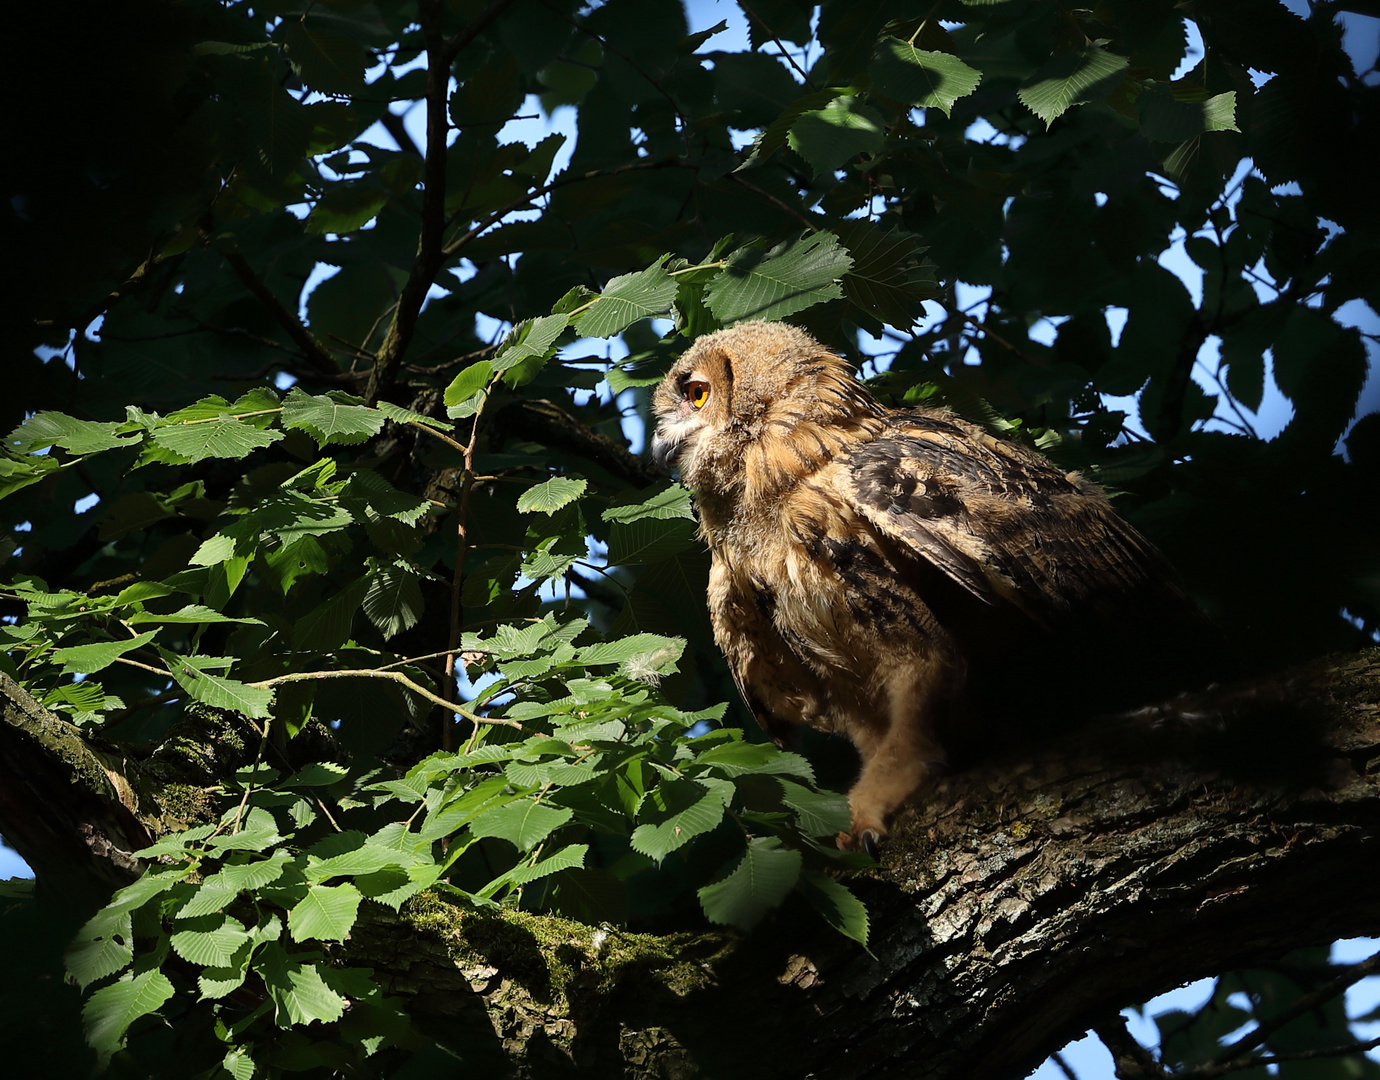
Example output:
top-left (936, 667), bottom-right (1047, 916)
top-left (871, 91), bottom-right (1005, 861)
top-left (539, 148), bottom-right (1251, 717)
top-left (651, 321), bottom-right (1219, 856)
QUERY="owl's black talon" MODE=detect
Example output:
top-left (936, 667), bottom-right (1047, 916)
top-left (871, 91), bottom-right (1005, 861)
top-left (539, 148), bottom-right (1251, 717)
top-left (860, 828), bottom-right (881, 860)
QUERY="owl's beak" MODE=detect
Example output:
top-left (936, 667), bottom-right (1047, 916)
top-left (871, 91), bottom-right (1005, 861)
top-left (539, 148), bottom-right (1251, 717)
top-left (650, 429), bottom-right (680, 472)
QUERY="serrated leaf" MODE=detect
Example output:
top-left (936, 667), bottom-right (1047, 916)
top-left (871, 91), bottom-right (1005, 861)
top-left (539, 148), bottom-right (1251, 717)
top-left (6, 412), bottom-right (138, 455)
top-left (482, 844), bottom-right (589, 896)
top-left (207, 850), bottom-right (294, 893)
top-left (705, 232), bottom-right (852, 325)
top-left (607, 515), bottom-right (697, 564)
top-left (293, 573), bottom-right (371, 651)
top-left (1138, 84), bottom-right (1238, 141)
top-left (801, 871), bottom-right (870, 948)
top-left (692, 739), bottom-right (814, 782)
top-left (601, 481), bottom-right (695, 523)
top-left (255, 943), bottom-right (348, 1026)
top-left (305, 183), bottom-right (388, 235)
top-left (576, 632), bottom-right (684, 668)
top-left (281, 387), bottom-right (385, 446)
top-left (83, 969), bottom-right (176, 1066)
top-left (200, 965), bottom-right (249, 1001)
top-left (630, 779), bottom-right (728, 860)
top-left (160, 649), bottom-right (273, 719)
top-left (288, 883), bottom-right (363, 942)
top-left (517, 476), bottom-right (587, 514)
top-left (444, 360), bottom-right (494, 418)
top-left (170, 914), bottom-right (252, 967)
top-left (573, 259), bottom-right (678, 338)
top-left (777, 779), bottom-right (851, 837)
top-left (362, 564), bottom-right (424, 639)
top-left (51, 631), bottom-right (158, 675)
top-left (128, 604), bottom-right (261, 627)
top-left (736, 87), bottom-right (841, 170)
top-left (697, 836), bottom-right (802, 931)
top-left (835, 221), bottom-right (939, 328)
top-left (788, 94), bottom-right (885, 176)
top-left (285, 23), bottom-right (366, 95)
top-left (492, 314), bottom-right (569, 373)
top-left (870, 39), bottom-right (982, 116)
top-left (376, 400), bottom-right (450, 431)
top-left (469, 798), bottom-right (574, 852)
top-left (1018, 46), bottom-right (1129, 128)
top-left (150, 416), bottom-right (284, 464)
top-left (344, 469), bottom-right (429, 525)
top-left (66, 908), bottom-right (134, 990)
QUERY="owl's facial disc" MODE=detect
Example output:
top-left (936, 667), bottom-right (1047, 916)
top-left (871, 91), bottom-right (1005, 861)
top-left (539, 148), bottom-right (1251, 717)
top-left (651, 368), bottom-right (712, 472)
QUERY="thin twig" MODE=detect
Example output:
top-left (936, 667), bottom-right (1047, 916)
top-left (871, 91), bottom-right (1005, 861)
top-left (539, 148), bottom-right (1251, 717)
top-left (1210, 948), bottom-right (1380, 1065)
top-left (220, 248), bottom-right (337, 373)
top-left (249, 667), bottom-right (522, 730)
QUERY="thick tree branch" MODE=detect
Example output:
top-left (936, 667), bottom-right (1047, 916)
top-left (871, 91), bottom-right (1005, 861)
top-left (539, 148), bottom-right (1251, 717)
top-left (367, 0), bottom-right (453, 405)
top-left (355, 649), bottom-right (1380, 1080)
top-left (8, 651), bottom-right (1380, 1078)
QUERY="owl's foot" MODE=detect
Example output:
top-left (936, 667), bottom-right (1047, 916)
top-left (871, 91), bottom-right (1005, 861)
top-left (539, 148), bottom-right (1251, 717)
top-left (836, 826), bottom-right (884, 859)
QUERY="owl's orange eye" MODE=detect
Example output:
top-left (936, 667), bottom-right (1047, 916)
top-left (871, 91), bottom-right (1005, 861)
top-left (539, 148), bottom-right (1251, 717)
top-left (687, 381), bottom-right (711, 409)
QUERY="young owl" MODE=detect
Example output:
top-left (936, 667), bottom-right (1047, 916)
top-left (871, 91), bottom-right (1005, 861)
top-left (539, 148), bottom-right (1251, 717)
top-left (651, 321), bottom-right (1218, 856)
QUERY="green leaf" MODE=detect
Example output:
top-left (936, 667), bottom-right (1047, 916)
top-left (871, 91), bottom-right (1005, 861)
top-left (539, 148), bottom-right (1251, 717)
top-left (692, 740), bottom-right (814, 781)
top-left (255, 943), bottom-right (348, 1026)
top-left (736, 87), bottom-right (841, 170)
top-left (51, 631), bottom-right (157, 675)
top-left (83, 970), bottom-right (176, 1067)
top-left (344, 469), bottom-right (429, 524)
top-left (573, 258), bottom-right (679, 338)
top-left (705, 232), bottom-right (852, 325)
top-left (128, 604), bottom-right (261, 627)
top-left (6, 412), bottom-right (138, 455)
top-left (149, 416), bottom-right (284, 464)
top-left (1138, 84), bottom-right (1239, 141)
top-left (788, 94), bottom-right (885, 175)
top-left (293, 574), bottom-right (371, 651)
top-left (697, 836), bottom-right (803, 931)
top-left (492, 314), bottom-right (569, 374)
top-left (517, 476), bottom-right (588, 514)
top-left (362, 564), bottom-right (424, 639)
top-left (160, 650), bottom-right (274, 719)
top-left (482, 844), bottom-right (589, 896)
top-left (576, 632), bottom-right (684, 669)
top-left (602, 481), bottom-right (695, 523)
top-left (305, 183), bottom-right (389, 235)
top-left (281, 388), bottom-right (385, 446)
top-left (869, 38), bottom-right (982, 116)
top-left (630, 778), bottom-right (729, 860)
top-left (1018, 46), bottom-right (1130, 128)
top-left (303, 832), bottom-right (407, 881)
top-left (606, 515), bottom-right (697, 564)
top-left (170, 913), bottom-right (252, 967)
top-left (287, 883), bottom-right (363, 942)
top-left (801, 871), bottom-right (870, 948)
top-left (777, 779), bottom-right (851, 837)
top-left (469, 798), bottom-right (574, 852)
top-left (444, 359), bottom-right (494, 419)
top-left (66, 908), bottom-right (134, 990)
top-left (376, 400), bottom-right (451, 431)
top-left (835, 220), bottom-right (940, 328)
top-left (285, 23), bottom-right (366, 95)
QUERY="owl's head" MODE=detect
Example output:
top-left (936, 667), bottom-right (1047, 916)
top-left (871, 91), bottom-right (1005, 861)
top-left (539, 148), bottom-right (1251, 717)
top-left (650, 321), bottom-right (880, 496)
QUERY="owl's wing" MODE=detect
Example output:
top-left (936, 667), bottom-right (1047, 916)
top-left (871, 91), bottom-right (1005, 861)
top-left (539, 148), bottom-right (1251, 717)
top-left (831, 411), bottom-right (1183, 625)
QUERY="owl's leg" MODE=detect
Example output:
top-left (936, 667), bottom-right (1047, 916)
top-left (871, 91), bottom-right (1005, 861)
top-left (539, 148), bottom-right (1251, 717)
top-left (838, 677), bottom-right (949, 856)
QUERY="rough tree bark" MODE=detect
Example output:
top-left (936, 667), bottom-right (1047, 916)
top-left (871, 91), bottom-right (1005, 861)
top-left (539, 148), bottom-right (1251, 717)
top-left (4, 651), bottom-right (1379, 1079)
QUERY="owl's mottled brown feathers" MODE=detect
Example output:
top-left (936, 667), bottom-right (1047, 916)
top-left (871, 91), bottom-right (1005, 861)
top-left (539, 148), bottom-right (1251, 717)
top-left (652, 321), bottom-right (1217, 854)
